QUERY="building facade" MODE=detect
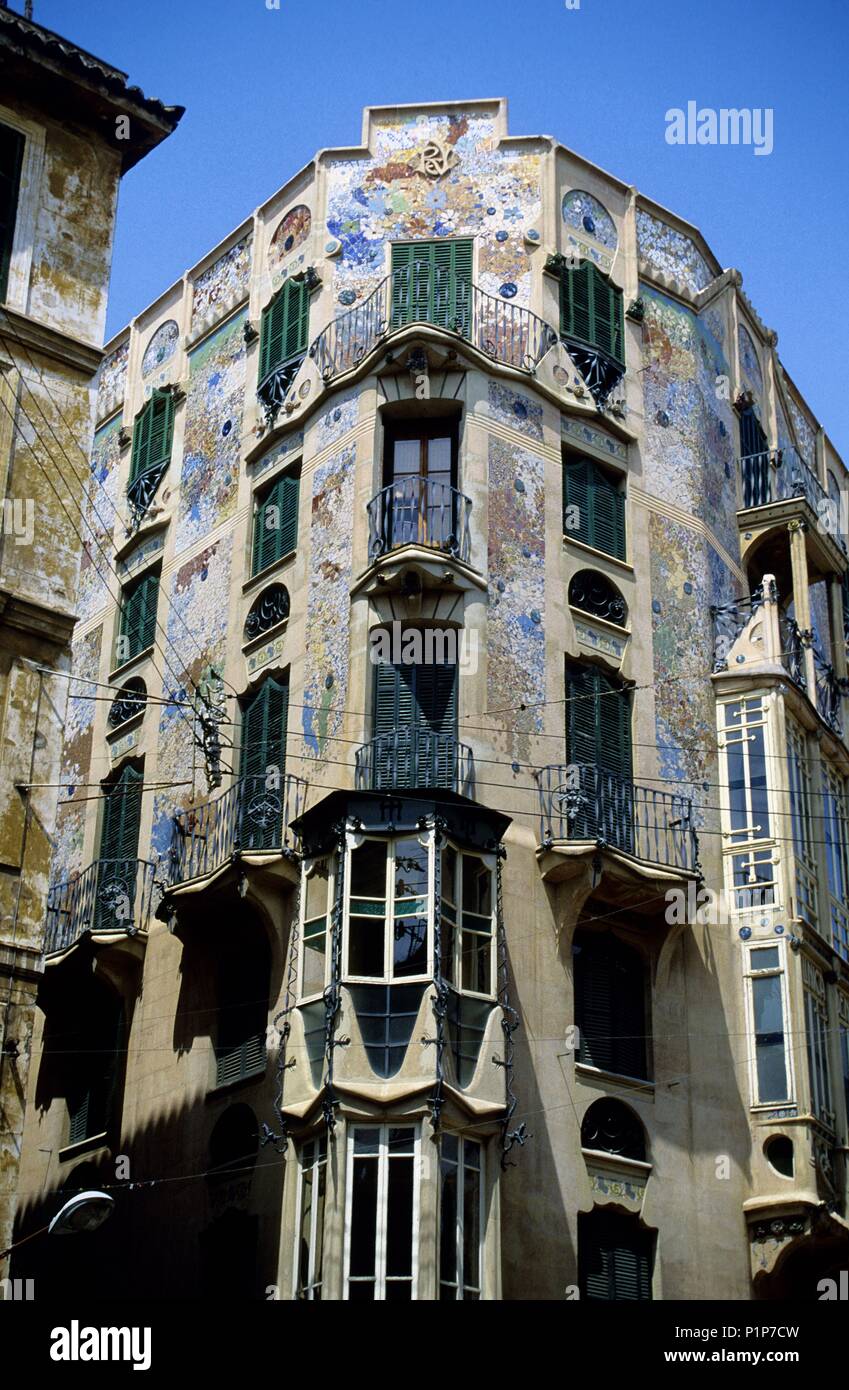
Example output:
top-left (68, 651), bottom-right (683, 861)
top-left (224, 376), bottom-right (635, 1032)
top-left (0, 6), bottom-right (181, 1279)
top-left (12, 98), bottom-right (849, 1300)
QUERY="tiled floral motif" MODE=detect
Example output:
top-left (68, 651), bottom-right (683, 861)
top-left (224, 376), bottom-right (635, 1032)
top-left (636, 210), bottom-right (714, 294)
top-left (702, 304), bottom-right (725, 346)
top-left (151, 536), bottom-right (233, 859)
top-left (176, 310), bottom-right (246, 553)
top-left (487, 438), bottom-right (545, 738)
top-left (52, 625), bottom-right (102, 881)
top-left (190, 234), bottom-right (253, 332)
top-left (325, 111), bottom-right (542, 307)
top-left (563, 233), bottom-right (612, 273)
top-left (268, 205), bottom-right (311, 291)
top-left (96, 339), bottom-right (128, 417)
top-left (786, 391), bottom-right (816, 467)
top-left (77, 415), bottom-right (122, 621)
top-left (561, 416), bottom-right (627, 463)
top-left (315, 391), bottom-right (358, 451)
top-left (118, 532), bottom-right (166, 581)
top-left (561, 190), bottom-right (617, 250)
top-left (141, 320), bottom-right (179, 378)
top-left (737, 322), bottom-right (763, 402)
top-left (254, 430), bottom-right (304, 480)
top-left (487, 382), bottom-right (543, 442)
top-left (302, 447), bottom-right (355, 758)
top-left (641, 286), bottom-right (738, 563)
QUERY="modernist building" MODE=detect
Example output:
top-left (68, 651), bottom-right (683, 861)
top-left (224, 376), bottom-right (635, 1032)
top-left (11, 98), bottom-right (849, 1300)
top-left (0, 6), bottom-right (181, 1277)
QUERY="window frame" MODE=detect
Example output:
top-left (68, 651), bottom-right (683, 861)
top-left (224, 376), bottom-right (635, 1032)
top-left (439, 843), bottom-right (497, 1001)
top-left (294, 1134), bottom-right (328, 1300)
top-left (343, 1122), bottom-right (421, 1301)
top-left (343, 831), bottom-right (434, 986)
top-left (0, 105), bottom-right (45, 311)
top-left (718, 695), bottom-right (781, 916)
top-left (250, 463), bottom-right (301, 579)
top-left (821, 758), bottom-right (849, 964)
top-left (802, 956), bottom-right (834, 1130)
top-left (743, 942), bottom-right (794, 1109)
top-left (786, 715), bottom-right (818, 928)
top-left (298, 855), bottom-right (336, 1004)
top-left (438, 1133), bottom-right (485, 1301)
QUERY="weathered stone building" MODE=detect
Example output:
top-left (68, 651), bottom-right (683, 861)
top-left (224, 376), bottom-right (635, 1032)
top-left (12, 98), bottom-right (849, 1299)
top-left (0, 6), bottom-right (181, 1278)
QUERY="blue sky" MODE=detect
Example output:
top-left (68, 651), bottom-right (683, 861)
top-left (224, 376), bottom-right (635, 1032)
top-left (29, 0), bottom-right (849, 454)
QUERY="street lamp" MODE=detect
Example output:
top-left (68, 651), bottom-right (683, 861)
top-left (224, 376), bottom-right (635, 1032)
top-left (0, 1189), bottom-right (114, 1261)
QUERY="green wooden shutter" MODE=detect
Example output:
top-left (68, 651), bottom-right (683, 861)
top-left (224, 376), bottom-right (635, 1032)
top-left (591, 267), bottom-right (624, 365)
top-left (130, 391), bottom-right (174, 484)
top-left (580, 1211), bottom-right (652, 1301)
top-left (259, 280), bottom-right (310, 379)
top-left (252, 471), bottom-right (300, 576)
top-left (575, 933), bottom-right (647, 1079)
top-left (566, 663), bottom-right (632, 847)
top-left (0, 123), bottom-right (24, 302)
top-left (414, 663), bottom-right (458, 786)
top-left (390, 240), bottom-right (473, 333)
top-left (565, 457), bottom-right (626, 559)
top-left (564, 457), bottom-right (590, 542)
top-left (560, 263), bottom-right (623, 365)
top-left (120, 570), bottom-right (159, 659)
top-left (239, 677), bottom-right (289, 849)
top-left (561, 262), bottom-right (592, 344)
top-left (216, 938), bottom-right (269, 1086)
top-left (97, 764), bottom-right (143, 930)
top-left (67, 991), bottom-right (123, 1146)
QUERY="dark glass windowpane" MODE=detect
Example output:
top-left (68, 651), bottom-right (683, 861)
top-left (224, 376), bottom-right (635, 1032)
top-left (349, 1156), bottom-right (378, 1277)
top-left (349, 918), bottom-right (385, 977)
top-left (462, 857), bottom-right (492, 916)
top-left (351, 840), bottom-right (387, 898)
top-left (394, 914), bottom-right (427, 976)
top-left (440, 1158), bottom-right (458, 1287)
top-left (462, 1160), bottom-right (481, 1292)
top-left (442, 845), bottom-right (457, 905)
top-left (394, 837), bottom-right (429, 898)
top-left (385, 1156), bottom-right (414, 1277)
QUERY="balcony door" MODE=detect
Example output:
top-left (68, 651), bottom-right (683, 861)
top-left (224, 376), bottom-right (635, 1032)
top-left (239, 676), bottom-right (289, 850)
top-left (373, 660), bottom-right (457, 789)
top-left (739, 406), bottom-right (770, 506)
top-left (384, 419), bottom-right (457, 552)
top-left (565, 663), bottom-right (633, 851)
top-left (97, 763), bottom-right (143, 929)
top-left (389, 239), bottom-right (473, 335)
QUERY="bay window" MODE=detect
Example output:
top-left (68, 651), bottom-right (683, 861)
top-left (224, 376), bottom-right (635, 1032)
top-left (720, 697), bottom-right (779, 913)
top-left (345, 1125), bottom-right (419, 1300)
top-left (300, 857), bottom-right (333, 999)
top-left (295, 1135), bottom-right (327, 1300)
top-left (439, 1135), bottom-right (484, 1300)
top-left (745, 944), bottom-right (791, 1106)
top-left (821, 760), bottom-right (849, 963)
top-left (802, 958), bottom-right (833, 1128)
top-left (440, 845), bottom-right (496, 997)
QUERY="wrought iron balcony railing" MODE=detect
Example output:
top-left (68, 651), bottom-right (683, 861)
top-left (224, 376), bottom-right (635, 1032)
top-left (308, 265), bottom-right (558, 385)
top-left (367, 477), bottom-right (472, 563)
top-left (812, 642), bottom-right (848, 736)
top-left (739, 449), bottom-right (847, 555)
top-left (169, 772), bottom-right (308, 885)
top-left (355, 728), bottom-right (474, 796)
top-left (257, 352), bottom-right (306, 427)
top-left (127, 462), bottom-right (169, 529)
top-left (45, 858), bottom-right (157, 956)
top-left (711, 582), bottom-right (773, 672)
top-left (535, 763), bottom-right (697, 873)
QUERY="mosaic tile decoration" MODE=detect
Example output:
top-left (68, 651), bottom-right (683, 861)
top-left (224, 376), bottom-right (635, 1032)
top-left (640, 285), bottom-right (738, 563)
top-left (737, 321), bottom-right (764, 402)
top-left (809, 580), bottom-right (832, 666)
top-left (315, 390), bottom-right (358, 451)
top-left (176, 310), bottom-right (247, 554)
top-left (787, 390), bottom-right (817, 467)
top-left (561, 416), bottom-right (627, 463)
top-left (302, 446), bottom-right (355, 759)
top-left (268, 204), bottom-right (311, 291)
top-left (561, 190), bottom-right (617, 250)
top-left (191, 234), bottom-right (253, 332)
top-left (254, 430), bottom-right (305, 480)
top-left (77, 415), bottom-right (122, 622)
top-left (96, 339), bottom-right (129, 417)
top-left (487, 381), bottom-right (543, 442)
top-left (487, 438), bottom-right (545, 738)
top-left (564, 233), bottom-right (612, 273)
top-left (141, 319), bottom-right (180, 378)
top-left (325, 110), bottom-right (542, 308)
top-left (151, 535), bottom-right (233, 859)
top-left (636, 209), bottom-right (714, 294)
top-left (118, 532), bottom-right (166, 580)
top-left (52, 624), bottom-right (103, 881)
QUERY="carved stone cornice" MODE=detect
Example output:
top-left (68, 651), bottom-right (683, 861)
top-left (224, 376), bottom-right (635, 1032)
top-left (0, 305), bottom-right (103, 378)
top-left (0, 587), bottom-right (77, 648)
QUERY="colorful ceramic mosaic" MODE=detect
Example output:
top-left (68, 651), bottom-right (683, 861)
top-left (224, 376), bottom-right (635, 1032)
top-left (254, 430), bottom-right (304, 479)
top-left (809, 581), bottom-right (832, 666)
top-left (302, 447), bottom-right (355, 758)
top-left (151, 535), bottom-right (234, 859)
top-left (191, 234), bottom-right (253, 332)
top-left (636, 210), bottom-right (714, 294)
top-left (325, 110), bottom-right (542, 308)
top-left (786, 389), bottom-right (817, 467)
top-left (77, 415), bottom-right (122, 621)
top-left (561, 190), bottom-right (617, 250)
top-left (561, 416), bottom-right (627, 463)
top-left (176, 310), bottom-right (247, 553)
top-left (268, 204), bottom-right (312, 289)
top-left (486, 382), bottom-right (543, 442)
top-left (96, 339), bottom-right (129, 417)
top-left (52, 624), bottom-right (103, 881)
top-left (118, 532), bottom-right (166, 580)
top-left (141, 320), bottom-right (180, 378)
top-left (737, 322), bottom-right (764, 402)
top-left (315, 390), bottom-right (358, 451)
top-left (563, 233), bottom-right (612, 273)
top-left (487, 438), bottom-right (545, 739)
top-left (640, 285), bottom-right (738, 563)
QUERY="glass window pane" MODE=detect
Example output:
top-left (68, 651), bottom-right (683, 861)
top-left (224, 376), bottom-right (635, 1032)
top-left (426, 437), bottom-right (452, 480)
top-left (298, 1165), bottom-right (313, 1291)
top-left (392, 439), bottom-right (421, 480)
top-left (394, 837), bottom-right (429, 899)
top-left (387, 1127), bottom-right (415, 1153)
top-left (752, 976), bottom-right (788, 1101)
top-left (349, 1155), bottom-right (378, 1278)
top-left (461, 929), bottom-right (491, 994)
top-left (351, 840), bottom-right (387, 899)
top-left (393, 913), bottom-right (427, 977)
top-left (462, 1159), bottom-right (481, 1293)
top-left (385, 1155), bottom-right (414, 1277)
top-left (440, 915), bottom-right (456, 984)
top-left (302, 932), bottom-right (326, 995)
top-left (349, 917), bottom-right (385, 977)
top-left (440, 1156), bottom-right (458, 1289)
top-left (750, 947), bottom-right (779, 971)
top-left (442, 845), bottom-right (457, 905)
top-left (462, 856), bottom-right (492, 916)
top-left (305, 863), bottom-right (329, 919)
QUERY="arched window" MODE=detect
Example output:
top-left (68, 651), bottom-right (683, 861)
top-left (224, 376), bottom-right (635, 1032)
top-left (244, 583), bottom-right (290, 642)
top-left (573, 929), bottom-right (649, 1080)
top-left (214, 916), bottom-right (270, 1087)
top-left (107, 677), bottom-right (147, 729)
top-left (578, 1208), bottom-right (654, 1301)
top-left (568, 570), bottom-right (627, 627)
top-left (580, 1098), bottom-right (646, 1161)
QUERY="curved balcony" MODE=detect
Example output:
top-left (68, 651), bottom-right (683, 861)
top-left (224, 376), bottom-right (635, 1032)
top-left (169, 772), bottom-right (308, 888)
top-left (308, 266), bottom-right (557, 385)
top-left (536, 764), bottom-right (697, 875)
top-left (367, 477), bottom-right (472, 564)
top-left (45, 858), bottom-right (157, 956)
top-left (739, 449), bottom-right (847, 559)
top-left (355, 728), bottom-right (474, 796)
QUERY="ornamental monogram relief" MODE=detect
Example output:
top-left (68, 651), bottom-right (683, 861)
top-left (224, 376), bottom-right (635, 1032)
top-left (408, 139), bottom-right (460, 179)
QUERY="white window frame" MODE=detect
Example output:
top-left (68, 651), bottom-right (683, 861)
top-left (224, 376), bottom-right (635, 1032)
top-left (440, 841), bottom-right (497, 1002)
top-left (838, 991), bottom-right (849, 1145)
top-left (743, 941), bottom-right (794, 1109)
top-left (297, 855), bottom-right (335, 1003)
top-left (439, 1133), bottom-right (485, 1300)
top-left (343, 1123), bottom-right (420, 1301)
top-left (293, 1134), bottom-right (328, 1300)
top-left (718, 695), bottom-right (781, 915)
top-left (821, 759), bottom-right (849, 964)
top-left (343, 830), bottom-right (434, 984)
top-left (0, 103), bottom-right (45, 313)
top-left (802, 956), bottom-right (834, 1129)
top-left (786, 715), bottom-right (818, 928)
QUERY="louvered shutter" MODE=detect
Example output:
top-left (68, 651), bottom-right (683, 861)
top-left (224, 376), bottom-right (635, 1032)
top-left (120, 571), bottom-right (158, 659)
top-left (252, 472), bottom-right (299, 576)
top-left (278, 472), bottom-right (300, 558)
top-left (391, 241), bottom-right (472, 333)
top-left (260, 279), bottom-right (309, 380)
top-left (580, 1211), bottom-right (652, 1300)
top-left (130, 391), bottom-right (174, 484)
top-left (97, 765), bottom-right (142, 929)
top-left (565, 664), bottom-right (632, 845)
top-left (259, 292), bottom-right (286, 380)
top-left (590, 267), bottom-right (624, 365)
top-left (564, 457), bottom-right (590, 543)
top-left (574, 933), bottom-right (615, 1072)
top-left (0, 123), bottom-right (24, 301)
top-left (561, 262), bottom-right (592, 345)
top-left (415, 663), bottom-right (458, 787)
top-left (239, 677), bottom-right (288, 849)
top-left (560, 263), bottom-right (623, 365)
top-left (284, 279), bottom-right (310, 360)
top-left (588, 463), bottom-right (626, 559)
top-left (215, 938), bottom-right (269, 1087)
